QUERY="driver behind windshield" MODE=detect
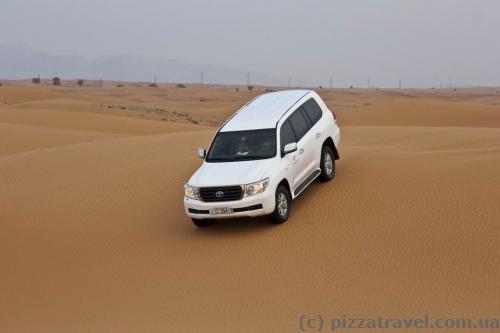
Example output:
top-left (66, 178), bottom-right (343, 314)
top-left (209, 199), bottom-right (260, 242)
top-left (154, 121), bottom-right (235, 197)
top-left (235, 136), bottom-right (250, 156)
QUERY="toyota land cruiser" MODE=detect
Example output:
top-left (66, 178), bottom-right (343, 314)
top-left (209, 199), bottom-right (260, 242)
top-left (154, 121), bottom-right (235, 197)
top-left (184, 90), bottom-right (340, 227)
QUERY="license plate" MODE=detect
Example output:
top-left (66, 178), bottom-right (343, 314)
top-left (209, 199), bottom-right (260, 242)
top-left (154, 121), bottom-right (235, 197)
top-left (210, 207), bottom-right (233, 215)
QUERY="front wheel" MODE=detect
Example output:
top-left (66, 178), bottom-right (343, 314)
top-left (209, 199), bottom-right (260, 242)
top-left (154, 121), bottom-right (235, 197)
top-left (319, 146), bottom-right (335, 182)
top-left (191, 218), bottom-right (214, 228)
top-left (270, 185), bottom-right (291, 224)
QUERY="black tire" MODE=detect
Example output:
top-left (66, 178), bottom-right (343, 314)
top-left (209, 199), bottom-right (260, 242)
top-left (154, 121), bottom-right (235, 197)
top-left (319, 145), bottom-right (335, 182)
top-left (270, 185), bottom-right (291, 224)
top-left (191, 218), bottom-right (214, 228)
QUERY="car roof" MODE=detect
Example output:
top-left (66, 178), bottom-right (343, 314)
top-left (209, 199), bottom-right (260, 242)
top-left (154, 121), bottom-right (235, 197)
top-left (220, 90), bottom-right (311, 132)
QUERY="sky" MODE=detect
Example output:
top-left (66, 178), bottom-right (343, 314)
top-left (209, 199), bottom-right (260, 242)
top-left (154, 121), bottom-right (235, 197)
top-left (1, 0), bottom-right (499, 87)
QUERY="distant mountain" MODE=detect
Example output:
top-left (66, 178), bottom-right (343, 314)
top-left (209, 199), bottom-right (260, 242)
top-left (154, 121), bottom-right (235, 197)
top-left (0, 44), bottom-right (283, 86)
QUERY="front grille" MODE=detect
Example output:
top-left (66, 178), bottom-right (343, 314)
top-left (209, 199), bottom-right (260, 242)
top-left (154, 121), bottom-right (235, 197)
top-left (199, 186), bottom-right (243, 202)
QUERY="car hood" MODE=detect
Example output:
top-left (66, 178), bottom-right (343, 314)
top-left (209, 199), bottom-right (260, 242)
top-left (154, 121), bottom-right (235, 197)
top-left (188, 158), bottom-right (276, 187)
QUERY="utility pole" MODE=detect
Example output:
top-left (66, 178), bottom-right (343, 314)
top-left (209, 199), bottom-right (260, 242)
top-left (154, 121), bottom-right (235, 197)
top-left (99, 78), bottom-right (103, 88)
top-left (329, 77), bottom-right (333, 89)
top-left (154, 74), bottom-right (157, 84)
top-left (398, 80), bottom-right (402, 89)
top-left (200, 72), bottom-right (204, 84)
top-left (368, 78), bottom-right (371, 89)
top-left (288, 77), bottom-right (291, 88)
top-left (246, 72), bottom-right (250, 86)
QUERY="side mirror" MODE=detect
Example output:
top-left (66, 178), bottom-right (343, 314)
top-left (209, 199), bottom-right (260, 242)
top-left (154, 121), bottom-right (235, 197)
top-left (282, 142), bottom-right (297, 156)
top-left (197, 148), bottom-right (206, 159)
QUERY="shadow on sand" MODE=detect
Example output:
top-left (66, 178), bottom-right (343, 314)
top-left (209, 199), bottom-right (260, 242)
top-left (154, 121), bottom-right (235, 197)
top-left (190, 215), bottom-right (278, 235)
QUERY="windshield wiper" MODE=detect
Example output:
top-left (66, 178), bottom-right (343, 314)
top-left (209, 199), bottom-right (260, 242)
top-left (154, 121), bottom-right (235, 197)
top-left (207, 156), bottom-right (270, 162)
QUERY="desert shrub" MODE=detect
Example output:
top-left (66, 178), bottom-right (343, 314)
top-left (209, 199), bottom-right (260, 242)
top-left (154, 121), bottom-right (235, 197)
top-left (148, 83), bottom-right (158, 88)
top-left (176, 83), bottom-right (186, 88)
top-left (116, 84), bottom-right (124, 87)
top-left (52, 77), bottom-right (61, 86)
top-left (77, 79), bottom-right (84, 87)
top-left (235, 87), bottom-right (240, 92)
top-left (247, 85), bottom-right (254, 91)
top-left (0, 82), bottom-right (2, 87)
top-left (33, 77), bottom-right (41, 84)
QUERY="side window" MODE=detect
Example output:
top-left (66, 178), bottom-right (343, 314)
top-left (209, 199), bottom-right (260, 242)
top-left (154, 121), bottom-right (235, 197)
top-left (299, 107), bottom-right (312, 128)
top-left (288, 108), bottom-right (310, 142)
top-left (280, 120), bottom-right (296, 152)
top-left (302, 98), bottom-right (323, 126)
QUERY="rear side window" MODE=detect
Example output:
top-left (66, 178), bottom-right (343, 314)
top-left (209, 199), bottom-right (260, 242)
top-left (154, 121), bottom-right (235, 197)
top-left (301, 98), bottom-right (323, 125)
top-left (280, 120), bottom-right (296, 152)
top-left (298, 107), bottom-right (311, 128)
top-left (288, 108), bottom-right (311, 142)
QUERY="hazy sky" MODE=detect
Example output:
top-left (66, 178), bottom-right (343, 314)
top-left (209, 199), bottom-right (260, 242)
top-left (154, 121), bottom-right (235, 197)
top-left (1, 0), bottom-right (499, 87)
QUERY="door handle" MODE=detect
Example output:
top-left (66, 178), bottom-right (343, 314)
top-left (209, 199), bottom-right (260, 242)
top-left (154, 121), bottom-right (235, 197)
top-left (298, 148), bottom-right (304, 154)
top-left (315, 133), bottom-right (321, 139)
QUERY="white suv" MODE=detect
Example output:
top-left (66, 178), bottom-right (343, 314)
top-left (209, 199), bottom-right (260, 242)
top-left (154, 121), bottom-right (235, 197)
top-left (184, 90), bottom-right (340, 227)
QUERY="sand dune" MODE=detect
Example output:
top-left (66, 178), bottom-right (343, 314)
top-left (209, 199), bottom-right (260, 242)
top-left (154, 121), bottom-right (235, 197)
top-left (0, 85), bottom-right (499, 332)
top-left (338, 100), bottom-right (500, 128)
top-left (0, 122), bottom-right (128, 155)
top-left (0, 106), bottom-right (206, 134)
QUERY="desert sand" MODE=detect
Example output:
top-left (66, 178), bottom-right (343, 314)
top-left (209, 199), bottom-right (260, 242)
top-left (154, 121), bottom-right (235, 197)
top-left (1, 83), bottom-right (499, 332)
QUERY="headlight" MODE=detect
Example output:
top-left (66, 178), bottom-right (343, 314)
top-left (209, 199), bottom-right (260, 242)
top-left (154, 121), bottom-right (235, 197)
top-left (244, 178), bottom-right (269, 197)
top-left (184, 184), bottom-right (200, 200)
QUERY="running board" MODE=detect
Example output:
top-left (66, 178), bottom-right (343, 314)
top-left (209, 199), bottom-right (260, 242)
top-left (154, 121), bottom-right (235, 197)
top-left (294, 169), bottom-right (321, 197)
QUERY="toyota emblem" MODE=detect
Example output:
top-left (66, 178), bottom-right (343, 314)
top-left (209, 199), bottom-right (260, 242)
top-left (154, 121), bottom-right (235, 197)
top-left (215, 191), bottom-right (224, 198)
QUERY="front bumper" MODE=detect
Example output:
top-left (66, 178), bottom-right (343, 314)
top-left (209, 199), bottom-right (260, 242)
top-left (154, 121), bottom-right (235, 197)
top-left (184, 190), bottom-right (275, 219)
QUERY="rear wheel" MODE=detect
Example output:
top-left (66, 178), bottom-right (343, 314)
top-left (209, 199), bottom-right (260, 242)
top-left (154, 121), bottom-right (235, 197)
top-left (191, 218), bottom-right (214, 228)
top-left (270, 185), bottom-right (291, 224)
top-left (319, 145), bottom-right (335, 182)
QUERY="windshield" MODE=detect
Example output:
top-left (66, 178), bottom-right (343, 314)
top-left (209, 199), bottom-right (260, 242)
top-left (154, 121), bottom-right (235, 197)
top-left (206, 129), bottom-right (277, 162)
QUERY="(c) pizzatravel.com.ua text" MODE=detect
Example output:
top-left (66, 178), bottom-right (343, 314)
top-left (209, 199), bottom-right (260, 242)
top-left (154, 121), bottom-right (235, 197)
top-left (298, 314), bottom-right (500, 331)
